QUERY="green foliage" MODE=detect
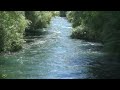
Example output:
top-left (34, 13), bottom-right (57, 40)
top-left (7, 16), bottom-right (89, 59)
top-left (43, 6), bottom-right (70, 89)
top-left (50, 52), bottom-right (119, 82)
top-left (66, 11), bottom-right (74, 22)
top-left (67, 11), bottom-right (120, 55)
top-left (0, 11), bottom-right (55, 53)
top-left (0, 11), bottom-right (29, 52)
top-left (60, 11), bottom-right (66, 17)
top-left (71, 26), bottom-right (87, 39)
top-left (50, 11), bottom-right (60, 16)
top-left (25, 11), bottom-right (54, 35)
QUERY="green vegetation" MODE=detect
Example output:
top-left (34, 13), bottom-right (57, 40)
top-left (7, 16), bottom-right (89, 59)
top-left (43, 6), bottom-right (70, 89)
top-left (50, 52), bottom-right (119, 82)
top-left (0, 11), bottom-right (57, 53)
top-left (60, 11), bottom-right (66, 17)
top-left (0, 11), bottom-right (29, 52)
top-left (25, 11), bottom-right (56, 35)
top-left (1, 11), bottom-right (120, 56)
top-left (67, 11), bottom-right (120, 55)
top-left (51, 11), bottom-right (60, 16)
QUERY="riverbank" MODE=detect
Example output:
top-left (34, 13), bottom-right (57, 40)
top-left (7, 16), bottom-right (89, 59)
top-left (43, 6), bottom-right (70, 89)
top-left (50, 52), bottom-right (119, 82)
top-left (0, 17), bottom-right (113, 79)
top-left (66, 11), bottom-right (120, 56)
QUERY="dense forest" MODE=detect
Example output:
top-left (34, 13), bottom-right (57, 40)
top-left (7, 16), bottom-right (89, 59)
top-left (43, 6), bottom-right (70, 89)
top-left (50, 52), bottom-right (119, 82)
top-left (66, 11), bottom-right (120, 56)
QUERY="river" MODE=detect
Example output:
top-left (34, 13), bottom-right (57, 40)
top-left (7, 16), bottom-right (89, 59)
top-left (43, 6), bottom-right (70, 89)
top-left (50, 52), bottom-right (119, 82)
top-left (0, 16), bottom-right (120, 79)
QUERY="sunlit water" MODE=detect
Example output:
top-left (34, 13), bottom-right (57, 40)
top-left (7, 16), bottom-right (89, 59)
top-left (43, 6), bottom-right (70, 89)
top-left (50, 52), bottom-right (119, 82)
top-left (0, 17), bottom-right (120, 79)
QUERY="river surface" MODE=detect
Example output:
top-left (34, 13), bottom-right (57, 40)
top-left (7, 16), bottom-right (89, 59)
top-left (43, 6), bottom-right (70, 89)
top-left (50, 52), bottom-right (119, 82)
top-left (0, 17), bottom-right (120, 79)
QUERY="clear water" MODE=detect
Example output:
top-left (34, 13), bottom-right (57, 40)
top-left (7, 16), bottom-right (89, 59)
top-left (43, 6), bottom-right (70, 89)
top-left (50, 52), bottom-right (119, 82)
top-left (0, 17), bottom-right (120, 79)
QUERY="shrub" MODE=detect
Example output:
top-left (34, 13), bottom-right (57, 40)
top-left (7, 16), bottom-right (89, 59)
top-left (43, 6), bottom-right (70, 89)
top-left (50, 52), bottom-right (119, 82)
top-left (25, 11), bottom-right (53, 35)
top-left (0, 11), bottom-right (29, 52)
top-left (68, 11), bottom-right (120, 55)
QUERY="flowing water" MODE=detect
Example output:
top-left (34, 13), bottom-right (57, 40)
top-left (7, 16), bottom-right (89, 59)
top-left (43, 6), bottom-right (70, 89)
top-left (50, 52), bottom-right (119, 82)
top-left (0, 17), bottom-right (120, 79)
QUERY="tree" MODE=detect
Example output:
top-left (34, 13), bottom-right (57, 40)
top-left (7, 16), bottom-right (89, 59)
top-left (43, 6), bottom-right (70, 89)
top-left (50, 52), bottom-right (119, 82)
top-left (67, 11), bottom-right (120, 55)
top-left (25, 11), bottom-right (53, 35)
top-left (0, 11), bottom-right (29, 52)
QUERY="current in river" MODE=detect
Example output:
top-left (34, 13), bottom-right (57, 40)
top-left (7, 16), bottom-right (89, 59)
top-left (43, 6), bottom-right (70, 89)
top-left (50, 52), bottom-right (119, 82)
top-left (0, 17), bottom-right (120, 79)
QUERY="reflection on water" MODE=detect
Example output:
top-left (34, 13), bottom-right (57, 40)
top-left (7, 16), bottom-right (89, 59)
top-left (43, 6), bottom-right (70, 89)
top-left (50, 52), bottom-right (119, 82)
top-left (0, 16), bottom-right (120, 79)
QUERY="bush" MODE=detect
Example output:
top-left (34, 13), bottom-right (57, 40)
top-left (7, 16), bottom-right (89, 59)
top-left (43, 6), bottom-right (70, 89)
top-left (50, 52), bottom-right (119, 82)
top-left (67, 11), bottom-right (120, 55)
top-left (51, 11), bottom-right (60, 16)
top-left (66, 11), bottom-right (74, 22)
top-left (60, 11), bottom-right (66, 17)
top-left (25, 11), bottom-right (53, 35)
top-left (0, 11), bottom-right (29, 52)
top-left (71, 26), bottom-right (87, 39)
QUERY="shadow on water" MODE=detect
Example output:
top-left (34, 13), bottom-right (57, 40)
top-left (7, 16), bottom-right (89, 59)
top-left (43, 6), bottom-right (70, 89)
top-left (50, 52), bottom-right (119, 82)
top-left (87, 55), bottom-right (120, 79)
top-left (0, 16), bottom-right (120, 79)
